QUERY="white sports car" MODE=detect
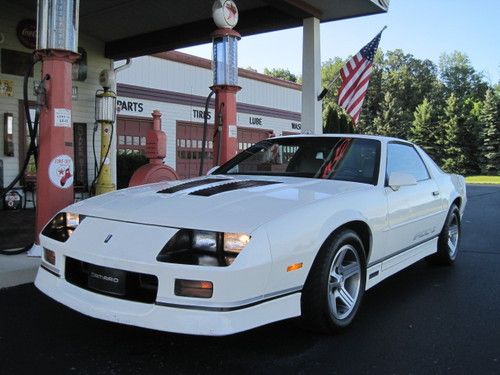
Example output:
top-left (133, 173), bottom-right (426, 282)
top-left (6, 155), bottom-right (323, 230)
top-left (35, 135), bottom-right (466, 336)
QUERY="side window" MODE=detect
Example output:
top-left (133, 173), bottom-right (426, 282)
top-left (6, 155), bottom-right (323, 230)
top-left (386, 143), bottom-right (430, 182)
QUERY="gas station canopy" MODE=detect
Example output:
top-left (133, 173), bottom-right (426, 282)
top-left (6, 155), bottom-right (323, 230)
top-left (10, 0), bottom-right (388, 59)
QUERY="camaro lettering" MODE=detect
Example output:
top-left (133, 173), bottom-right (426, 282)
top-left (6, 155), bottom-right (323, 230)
top-left (89, 272), bottom-right (119, 284)
top-left (413, 227), bottom-right (437, 241)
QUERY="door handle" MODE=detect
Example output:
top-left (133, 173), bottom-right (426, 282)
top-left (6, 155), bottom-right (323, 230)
top-left (432, 191), bottom-right (440, 196)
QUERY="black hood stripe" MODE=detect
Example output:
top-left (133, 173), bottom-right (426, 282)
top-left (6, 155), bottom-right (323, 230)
top-left (189, 180), bottom-right (281, 197)
top-left (157, 178), bottom-right (229, 194)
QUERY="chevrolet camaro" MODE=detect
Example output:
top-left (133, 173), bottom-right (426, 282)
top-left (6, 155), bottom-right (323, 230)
top-left (35, 135), bottom-right (466, 336)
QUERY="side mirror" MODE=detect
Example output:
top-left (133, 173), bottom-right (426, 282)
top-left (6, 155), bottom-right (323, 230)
top-left (206, 166), bottom-right (219, 175)
top-left (388, 172), bottom-right (417, 191)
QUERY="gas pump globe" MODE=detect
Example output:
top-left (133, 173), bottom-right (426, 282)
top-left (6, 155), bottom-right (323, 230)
top-left (212, 33), bottom-right (239, 86)
top-left (37, 0), bottom-right (79, 52)
top-left (95, 91), bottom-right (116, 123)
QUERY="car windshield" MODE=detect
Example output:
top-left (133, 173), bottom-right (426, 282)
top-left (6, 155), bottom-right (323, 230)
top-left (214, 137), bottom-right (381, 185)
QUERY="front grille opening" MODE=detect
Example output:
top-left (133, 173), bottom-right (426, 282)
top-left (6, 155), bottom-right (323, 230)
top-left (65, 257), bottom-right (158, 304)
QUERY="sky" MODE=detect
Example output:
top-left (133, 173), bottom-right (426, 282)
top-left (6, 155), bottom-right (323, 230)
top-left (180, 0), bottom-right (500, 84)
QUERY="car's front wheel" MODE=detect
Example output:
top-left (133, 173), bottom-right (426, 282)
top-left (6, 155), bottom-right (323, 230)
top-left (301, 229), bottom-right (366, 333)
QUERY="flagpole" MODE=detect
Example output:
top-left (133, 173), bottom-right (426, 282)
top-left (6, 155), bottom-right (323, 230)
top-left (317, 25), bottom-right (387, 102)
top-left (317, 75), bottom-right (341, 101)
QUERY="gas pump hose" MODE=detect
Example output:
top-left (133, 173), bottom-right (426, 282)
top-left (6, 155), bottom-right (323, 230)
top-left (199, 89), bottom-right (215, 176)
top-left (0, 56), bottom-right (40, 255)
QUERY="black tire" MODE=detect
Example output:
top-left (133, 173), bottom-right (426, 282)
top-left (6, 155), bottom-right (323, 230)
top-left (301, 229), bottom-right (366, 333)
top-left (427, 204), bottom-right (461, 265)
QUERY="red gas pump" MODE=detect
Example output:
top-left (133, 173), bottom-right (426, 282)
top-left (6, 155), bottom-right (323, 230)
top-left (129, 110), bottom-right (178, 186)
top-left (211, 0), bottom-right (241, 167)
top-left (28, 0), bottom-right (80, 256)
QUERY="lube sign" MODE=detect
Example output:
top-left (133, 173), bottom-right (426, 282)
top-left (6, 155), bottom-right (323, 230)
top-left (249, 116), bottom-right (263, 126)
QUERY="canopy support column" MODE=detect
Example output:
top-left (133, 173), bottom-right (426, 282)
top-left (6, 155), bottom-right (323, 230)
top-left (301, 17), bottom-right (322, 134)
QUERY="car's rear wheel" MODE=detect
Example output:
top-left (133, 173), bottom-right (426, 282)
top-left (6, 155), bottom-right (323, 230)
top-left (427, 204), bottom-right (461, 265)
top-left (301, 229), bottom-right (366, 333)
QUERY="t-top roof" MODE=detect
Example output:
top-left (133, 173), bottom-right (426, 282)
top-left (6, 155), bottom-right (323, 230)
top-left (7, 0), bottom-right (388, 60)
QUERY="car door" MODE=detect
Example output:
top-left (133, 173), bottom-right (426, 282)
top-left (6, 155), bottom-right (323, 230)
top-left (383, 142), bottom-right (443, 259)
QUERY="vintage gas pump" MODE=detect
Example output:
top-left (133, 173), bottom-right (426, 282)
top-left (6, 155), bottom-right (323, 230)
top-left (94, 70), bottom-right (117, 195)
top-left (128, 110), bottom-right (178, 186)
top-left (30, 0), bottom-right (80, 256)
top-left (211, 0), bottom-right (241, 166)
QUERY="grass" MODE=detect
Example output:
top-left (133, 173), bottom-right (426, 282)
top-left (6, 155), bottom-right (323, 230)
top-left (465, 175), bottom-right (500, 184)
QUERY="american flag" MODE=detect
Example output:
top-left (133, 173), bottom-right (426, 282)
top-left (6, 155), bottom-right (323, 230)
top-left (338, 30), bottom-right (384, 124)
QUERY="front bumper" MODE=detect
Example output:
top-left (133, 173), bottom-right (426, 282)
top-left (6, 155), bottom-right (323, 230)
top-left (35, 266), bottom-right (301, 336)
top-left (35, 216), bottom-right (302, 335)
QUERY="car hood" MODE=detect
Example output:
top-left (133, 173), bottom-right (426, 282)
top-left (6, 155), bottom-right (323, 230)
top-left (67, 175), bottom-right (371, 233)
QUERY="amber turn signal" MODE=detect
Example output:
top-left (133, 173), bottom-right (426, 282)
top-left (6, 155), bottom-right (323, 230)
top-left (175, 279), bottom-right (213, 298)
top-left (287, 262), bottom-right (303, 272)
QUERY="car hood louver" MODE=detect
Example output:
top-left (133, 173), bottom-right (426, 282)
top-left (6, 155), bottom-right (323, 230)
top-left (189, 180), bottom-right (281, 197)
top-left (157, 178), bottom-right (229, 194)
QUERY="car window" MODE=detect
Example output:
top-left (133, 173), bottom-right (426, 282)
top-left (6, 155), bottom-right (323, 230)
top-left (386, 143), bottom-right (430, 182)
top-left (214, 137), bottom-right (381, 184)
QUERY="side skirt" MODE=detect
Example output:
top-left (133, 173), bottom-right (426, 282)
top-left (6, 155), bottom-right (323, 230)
top-left (365, 236), bottom-right (438, 290)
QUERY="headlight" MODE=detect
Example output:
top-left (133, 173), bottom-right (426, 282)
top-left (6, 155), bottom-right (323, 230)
top-left (157, 229), bottom-right (251, 267)
top-left (41, 212), bottom-right (85, 242)
top-left (192, 230), bottom-right (218, 252)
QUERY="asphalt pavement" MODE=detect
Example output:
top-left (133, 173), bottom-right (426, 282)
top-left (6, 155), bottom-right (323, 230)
top-left (1, 185), bottom-right (499, 375)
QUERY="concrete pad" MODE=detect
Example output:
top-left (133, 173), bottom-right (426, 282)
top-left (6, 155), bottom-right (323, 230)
top-left (0, 251), bottom-right (41, 289)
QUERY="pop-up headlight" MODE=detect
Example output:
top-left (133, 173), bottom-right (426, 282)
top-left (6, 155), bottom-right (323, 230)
top-left (157, 229), bottom-right (250, 267)
top-left (41, 212), bottom-right (85, 242)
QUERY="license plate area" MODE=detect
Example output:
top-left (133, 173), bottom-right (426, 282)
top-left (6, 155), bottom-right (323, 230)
top-left (65, 257), bottom-right (159, 303)
top-left (87, 264), bottom-right (127, 296)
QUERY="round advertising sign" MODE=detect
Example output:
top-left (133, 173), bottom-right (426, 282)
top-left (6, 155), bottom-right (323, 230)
top-left (48, 155), bottom-right (74, 189)
top-left (16, 19), bottom-right (37, 50)
top-left (212, 0), bottom-right (239, 29)
top-left (4, 190), bottom-right (22, 210)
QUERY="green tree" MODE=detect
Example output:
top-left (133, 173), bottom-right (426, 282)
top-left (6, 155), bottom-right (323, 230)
top-left (409, 98), bottom-right (440, 160)
top-left (263, 67), bottom-right (298, 82)
top-left (439, 51), bottom-right (487, 101)
top-left (373, 92), bottom-right (406, 138)
top-left (378, 50), bottom-right (442, 138)
top-left (441, 94), bottom-right (468, 174)
top-left (479, 89), bottom-right (500, 175)
top-left (320, 57), bottom-right (345, 102)
top-left (461, 98), bottom-right (483, 174)
top-left (323, 103), bottom-right (353, 134)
